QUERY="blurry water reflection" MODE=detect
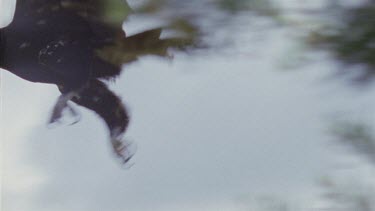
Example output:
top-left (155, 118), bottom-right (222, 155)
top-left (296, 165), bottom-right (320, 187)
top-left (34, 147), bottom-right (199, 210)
top-left (2, 0), bottom-right (375, 211)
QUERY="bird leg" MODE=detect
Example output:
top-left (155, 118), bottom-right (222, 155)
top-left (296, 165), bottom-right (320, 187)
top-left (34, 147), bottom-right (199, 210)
top-left (49, 91), bottom-right (80, 124)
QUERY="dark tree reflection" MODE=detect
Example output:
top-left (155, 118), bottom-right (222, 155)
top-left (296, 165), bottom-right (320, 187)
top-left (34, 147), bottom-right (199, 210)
top-left (0, 0), bottom-right (198, 163)
top-left (331, 121), bottom-right (375, 164)
top-left (309, 1), bottom-right (375, 83)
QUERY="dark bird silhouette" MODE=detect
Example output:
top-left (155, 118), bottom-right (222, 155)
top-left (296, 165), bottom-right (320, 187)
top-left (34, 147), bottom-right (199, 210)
top-left (0, 0), bottom-right (197, 163)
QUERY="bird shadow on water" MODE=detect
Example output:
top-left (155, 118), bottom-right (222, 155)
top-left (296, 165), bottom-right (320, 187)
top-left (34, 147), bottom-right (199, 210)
top-left (0, 0), bottom-right (201, 165)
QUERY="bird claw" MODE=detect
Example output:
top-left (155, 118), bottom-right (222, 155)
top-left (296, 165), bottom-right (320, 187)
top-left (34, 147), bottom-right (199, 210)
top-left (112, 138), bottom-right (137, 167)
top-left (49, 107), bottom-right (63, 124)
top-left (66, 104), bottom-right (81, 125)
top-left (48, 103), bottom-right (81, 126)
top-left (48, 92), bottom-right (80, 126)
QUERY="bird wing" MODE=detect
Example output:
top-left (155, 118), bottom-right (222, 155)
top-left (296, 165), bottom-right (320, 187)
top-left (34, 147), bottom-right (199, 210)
top-left (94, 27), bottom-right (198, 68)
